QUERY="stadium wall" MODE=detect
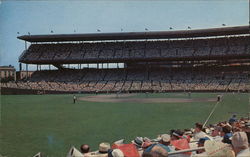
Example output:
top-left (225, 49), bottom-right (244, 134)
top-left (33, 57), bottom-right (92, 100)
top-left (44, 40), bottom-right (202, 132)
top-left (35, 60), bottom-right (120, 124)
top-left (1, 87), bottom-right (248, 95)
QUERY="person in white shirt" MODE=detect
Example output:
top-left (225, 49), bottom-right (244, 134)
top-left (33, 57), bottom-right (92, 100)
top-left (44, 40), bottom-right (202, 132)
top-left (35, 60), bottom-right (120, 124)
top-left (232, 132), bottom-right (250, 157)
top-left (73, 95), bottom-right (77, 104)
top-left (193, 123), bottom-right (207, 141)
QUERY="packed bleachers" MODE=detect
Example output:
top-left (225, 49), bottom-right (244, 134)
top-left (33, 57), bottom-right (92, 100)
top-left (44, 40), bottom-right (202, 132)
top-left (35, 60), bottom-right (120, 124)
top-left (19, 36), bottom-right (250, 63)
top-left (2, 67), bottom-right (250, 93)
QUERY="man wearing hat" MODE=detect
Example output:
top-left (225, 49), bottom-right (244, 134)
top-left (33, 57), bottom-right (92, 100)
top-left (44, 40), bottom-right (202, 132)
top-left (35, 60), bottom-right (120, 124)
top-left (144, 134), bottom-right (171, 154)
top-left (232, 132), bottom-right (250, 157)
top-left (85, 142), bottom-right (110, 157)
top-left (229, 114), bottom-right (237, 125)
top-left (160, 134), bottom-right (175, 152)
top-left (221, 125), bottom-right (233, 144)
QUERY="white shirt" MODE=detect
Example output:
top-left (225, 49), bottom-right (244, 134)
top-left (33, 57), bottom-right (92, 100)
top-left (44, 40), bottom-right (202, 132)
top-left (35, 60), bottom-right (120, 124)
top-left (237, 148), bottom-right (250, 157)
top-left (212, 136), bottom-right (223, 142)
top-left (194, 131), bottom-right (207, 141)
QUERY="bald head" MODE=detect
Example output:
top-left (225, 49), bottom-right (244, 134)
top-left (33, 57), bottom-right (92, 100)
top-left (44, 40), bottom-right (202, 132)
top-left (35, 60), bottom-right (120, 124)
top-left (80, 144), bottom-right (90, 154)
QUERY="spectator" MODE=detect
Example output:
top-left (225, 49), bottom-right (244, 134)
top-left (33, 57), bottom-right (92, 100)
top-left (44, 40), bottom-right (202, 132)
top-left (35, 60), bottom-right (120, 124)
top-left (108, 149), bottom-right (124, 157)
top-left (80, 144), bottom-right (90, 154)
top-left (221, 125), bottom-right (233, 144)
top-left (232, 132), bottom-right (250, 157)
top-left (229, 114), bottom-right (237, 125)
top-left (193, 123), bottom-right (207, 140)
top-left (143, 145), bottom-right (168, 157)
top-left (196, 137), bottom-right (209, 154)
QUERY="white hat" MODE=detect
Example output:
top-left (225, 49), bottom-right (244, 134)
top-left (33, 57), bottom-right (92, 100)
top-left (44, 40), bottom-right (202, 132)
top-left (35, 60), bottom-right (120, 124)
top-left (112, 149), bottom-right (124, 157)
top-left (232, 132), bottom-right (249, 149)
top-left (99, 142), bottom-right (110, 153)
top-left (161, 134), bottom-right (171, 143)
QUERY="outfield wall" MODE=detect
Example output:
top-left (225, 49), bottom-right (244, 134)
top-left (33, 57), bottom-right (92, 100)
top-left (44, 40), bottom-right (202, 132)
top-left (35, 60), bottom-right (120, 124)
top-left (1, 87), bottom-right (248, 95)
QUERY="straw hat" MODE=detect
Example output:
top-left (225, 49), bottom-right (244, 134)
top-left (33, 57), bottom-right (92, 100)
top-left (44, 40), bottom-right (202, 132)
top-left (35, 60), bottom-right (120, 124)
top-left (204, 140), bottom-right (235, 157)
top-left (111, 149), bottom-right (124, 157)
top-left (131, 137), bottom-right (143, 147)
top-left (161, 134), bottom-right (171, 143)
top-left (99, 142), bottom-right (110, 153)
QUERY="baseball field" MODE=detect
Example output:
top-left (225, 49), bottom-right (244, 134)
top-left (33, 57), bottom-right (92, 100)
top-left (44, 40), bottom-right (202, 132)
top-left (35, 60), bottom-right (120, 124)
top-left (0, 92), bottom-right (249, 157)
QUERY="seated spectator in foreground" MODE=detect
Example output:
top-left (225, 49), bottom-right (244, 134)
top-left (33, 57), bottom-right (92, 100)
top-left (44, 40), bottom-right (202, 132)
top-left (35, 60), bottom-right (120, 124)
top-left (159, 134), bottom-right (171, 146)
top-left (170, 130), bottom-right (183, 141)
top-left (221, 125), bottom-right (233, 144)
top-left (229, 114), bottom-right (237, 125)
top-left (193, 123), bottom-right (207, 141)
top-left (80, 144), bottom-right (90, 154)
top-left (132, 137), bottom-right (144, 149)
top-left (108, 149), bottom-right (124, 157)
top-left (142, 145), bottom-right (168, 157)
top-left (211, 126), bottom-right (223, 141)
top-left (232, 132), bottom-right (250, 157)
top-left (159, 134), bottom-right (174, 152)
top-left (85, 142), bottom-right (110, 157)
top-left (98, 142), bottom-right (110, 154)
top-left (144, 135), bottom-right (172, 154)
top-left (196, 137), bottom-right (209, 155)
top-left (194, 123), bottom-right (207, 141)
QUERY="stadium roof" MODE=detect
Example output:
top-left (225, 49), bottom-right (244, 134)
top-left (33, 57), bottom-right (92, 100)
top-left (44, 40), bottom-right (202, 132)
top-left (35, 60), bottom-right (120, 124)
top-left (17, 25), bottom-right (250, 42)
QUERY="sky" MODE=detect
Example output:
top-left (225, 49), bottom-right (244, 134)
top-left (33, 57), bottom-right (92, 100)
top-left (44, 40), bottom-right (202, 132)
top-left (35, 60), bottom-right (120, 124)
top-left (0, 0), bottom-right (249, 70)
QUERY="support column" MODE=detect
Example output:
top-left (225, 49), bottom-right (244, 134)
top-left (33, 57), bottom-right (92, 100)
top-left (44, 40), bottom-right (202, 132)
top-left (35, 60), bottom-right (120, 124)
top-left (26, 64), bottom-right (28, 79)
top-left (19, 62), bottom-right (22, 71)
top-left (25, 41), bottom-right (27, 50)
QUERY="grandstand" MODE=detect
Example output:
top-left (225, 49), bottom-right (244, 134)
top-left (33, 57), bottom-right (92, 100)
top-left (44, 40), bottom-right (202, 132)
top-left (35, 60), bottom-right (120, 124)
top-left (1, 25), bottom-right (250, 94)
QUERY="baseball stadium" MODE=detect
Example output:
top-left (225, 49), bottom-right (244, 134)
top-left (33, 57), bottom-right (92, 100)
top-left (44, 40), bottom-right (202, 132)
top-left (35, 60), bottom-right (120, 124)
top-left (1, 23), bottom-right (250, 157)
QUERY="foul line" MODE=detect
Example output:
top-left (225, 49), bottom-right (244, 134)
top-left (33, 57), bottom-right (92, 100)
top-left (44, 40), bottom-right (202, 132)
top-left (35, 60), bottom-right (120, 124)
top-left (203, 101), bottom-right (220, 128)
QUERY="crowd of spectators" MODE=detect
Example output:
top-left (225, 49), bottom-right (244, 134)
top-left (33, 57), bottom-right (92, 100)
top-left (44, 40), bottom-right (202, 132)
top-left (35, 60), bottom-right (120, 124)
top-left (19, 36), bottom-right (250, 63)
top-left (64, 115), bottom-right (250, 157)
top-left (2, 67), bottom-right (250, 93)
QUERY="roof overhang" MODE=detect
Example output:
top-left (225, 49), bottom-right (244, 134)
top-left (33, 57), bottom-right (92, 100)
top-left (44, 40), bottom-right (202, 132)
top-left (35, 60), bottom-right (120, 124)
top-left (17, 25), bottom-right (250, 42)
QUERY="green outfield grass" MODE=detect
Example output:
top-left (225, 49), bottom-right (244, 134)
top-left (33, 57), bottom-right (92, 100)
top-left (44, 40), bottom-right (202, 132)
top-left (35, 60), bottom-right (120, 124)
top-left (0, 93), bottom-right (249, 157)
